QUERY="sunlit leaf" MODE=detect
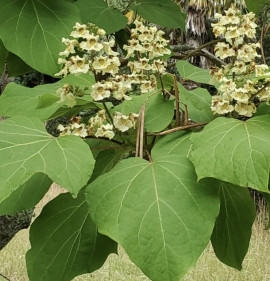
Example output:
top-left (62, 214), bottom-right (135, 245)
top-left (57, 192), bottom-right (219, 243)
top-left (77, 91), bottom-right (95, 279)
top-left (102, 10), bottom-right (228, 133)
top-left (189, 116), bottom-right (270, 192)
top-left (86, 155), bottom-right (219, 281)
top-left (0, 116), bottom-right (95, 197)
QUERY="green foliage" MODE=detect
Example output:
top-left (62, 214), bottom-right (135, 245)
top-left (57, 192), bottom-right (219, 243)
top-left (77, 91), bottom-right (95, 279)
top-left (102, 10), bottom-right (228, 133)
top-left (0, 1), bottom-right (269, 281)
top-left (211, 182), bottom-right (256, 270)
top-left (176, 60), bottom-right (215, 85)
top-left (189, 116), bottom-right (270, 193)
top-left (0, 0), bottom-right (81, 76)
top-left (86, 155), bottom-right (220, 281)
top-left (77, 0), bottom-right (128, 34)
top-left (0, 173), bottom-right (52, 216)
top-left (245, 0), bottom-right (269, 15)
top-left (26, 191), bottom-right (117, 281)
top-left (0, 117), bottom-right (95, 197)
top-left (130, 0), bottom-right (186, 30)
top-left (0, 74), bottom-right (95, 120)
top-left (178, 84), bottom-right (214, 123)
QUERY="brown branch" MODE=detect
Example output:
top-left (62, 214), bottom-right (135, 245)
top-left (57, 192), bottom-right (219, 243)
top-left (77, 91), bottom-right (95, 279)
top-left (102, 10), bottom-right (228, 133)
top-left (224, 0), bottom-right (234, 10)
top-left (250, 82), bottom-right (270, 100)
top-left (139, 105), bottom-right (145, 159)
top-left (84, 135), bottom-right (123, 145)
top-left (174, 75), bottom-right (180, 127)
top-left (145, 150), bottom-right (153, 163)
top-left (149, 122), bottom-right (208, 136)
top-left (182, 38), bottom-right (226, 60)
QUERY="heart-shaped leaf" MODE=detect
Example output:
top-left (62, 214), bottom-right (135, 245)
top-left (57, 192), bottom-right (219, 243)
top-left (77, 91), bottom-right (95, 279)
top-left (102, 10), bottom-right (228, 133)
top-left (86, 155), bottom-right (219, 281)
top-left (0, 116), bottom-right (95, 197)
top-left (0, 0), bottom-right (80, 75)
top-left (189, 116), bottom-right (270, 192)
top-left (26, 191), bottom-right (117, 281)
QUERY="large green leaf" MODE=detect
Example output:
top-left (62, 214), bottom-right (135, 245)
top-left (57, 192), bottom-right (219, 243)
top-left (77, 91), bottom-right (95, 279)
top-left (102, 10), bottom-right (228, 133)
top-left (178, 84), bottom-right (214, 123)
top-left (130, 0), bottom-right (186, 30)
top-left (0, 116), bottom-right (95, 197)
top-left (26, 191), bottom-right (117, 281)
top-left (77, 0), bottom-right (128, 34)
top-left (0, 0), bottom-right (80, 76)
top-left (86, 155), bottom-right (220, 281)
top-left (176, 60), bottom-right (215, 85)
top-left (0, 73), bottom-right (95, 120)
top-left (189, 116), bottom-right (270, 192)
top-left (0, 173), bottom-right (52, 216)
top-left (245, 0), bottom-right (269, 15)
top-left (151, 131), bottom-right (192, 159)
top-left (0, 39), bottom-right (8, 74)
top-left (211, 182), bottom-right (256, 270)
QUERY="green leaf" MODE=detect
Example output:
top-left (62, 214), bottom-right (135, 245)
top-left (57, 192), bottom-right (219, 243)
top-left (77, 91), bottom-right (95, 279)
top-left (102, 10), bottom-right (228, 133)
top-left (0, 40), bottom-right (8, 74)
top-left (0, 116), bottom-right (95, 197)
top-left (144, 93), bottom-right (174, 132)
top-left (0, 173), bottom-right (52, 216)
top-left (91, 148), bottom-right (128, 181)
top-left (130, 0), bottom-right (186, 30)
top-left (254, 102), bottom-right (270, 116)
top-left (26, 191), bottom-right (117, 281)
top-left (178, 84), bottom-right (214, 123)
top-left (176, 60), bottom-right (215, 85)
top-left (151, 131), bottom-right (192, 159)
top-left (189, 116), bottom-right (270, 192)
top-left (0, 73), bottom-right (94, 120)
top-left (245, 0), bottom-right (269, 15)
top-left (86, 155), bottom-right (220, 281)
top-left (6, 53), bottom-right (33, 76)
top-left (77, 0), bottom-right (128, 34)
top-left (211, 182), bottom-right (256, 270)
top-left (113, 92), bottom-right (174, 132)
top-left (157, 74), bottom-right (175, 91)
top-left (0, 0), bottom-right (81, 76)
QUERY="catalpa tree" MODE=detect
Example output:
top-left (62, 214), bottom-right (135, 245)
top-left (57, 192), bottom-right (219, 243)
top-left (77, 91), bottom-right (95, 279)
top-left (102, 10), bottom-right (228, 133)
top-left (0, 0), bottom-right (270, 281)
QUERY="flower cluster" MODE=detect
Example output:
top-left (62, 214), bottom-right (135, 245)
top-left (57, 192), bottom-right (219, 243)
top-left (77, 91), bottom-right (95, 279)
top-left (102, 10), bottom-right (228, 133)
top-left (57, 117), bottom-right (88, 138)
top-left (56, 20), bottom-right (170, 140)
top-left (210, 8), bottom-right (270, 117)
top-left (57, 110), bottom-right (139, 139)
top-left (56, 23), bottom-right (120, 77)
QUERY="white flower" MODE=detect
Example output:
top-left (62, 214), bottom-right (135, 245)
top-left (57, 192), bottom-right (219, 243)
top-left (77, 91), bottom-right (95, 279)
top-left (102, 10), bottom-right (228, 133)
top-left (92, 56), bottom-right (110, 72)
top-left (79, 34), bottom-right (103, 52)
top-left (211, 96), bottom-right (234, 115)
top-left (235, 102), bottom-right (256, 117)
top-left (70, 22), bottom-right (90, 39)
top-left (113, 112), bottom-right (138, 132)
top-left (68, 56), bottom-right (90, 74)
top-left (91, 82), bottom-right (111, 101)
top-left (215, 42), bottom-right (235, 59)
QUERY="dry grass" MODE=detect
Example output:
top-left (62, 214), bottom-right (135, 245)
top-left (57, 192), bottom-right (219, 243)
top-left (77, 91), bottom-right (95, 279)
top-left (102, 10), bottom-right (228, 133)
top-left (0, 186), bottom-right (270, 281)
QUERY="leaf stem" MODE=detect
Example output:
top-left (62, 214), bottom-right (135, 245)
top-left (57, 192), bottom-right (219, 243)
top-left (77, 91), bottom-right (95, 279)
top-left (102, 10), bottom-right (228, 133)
top-left (150, 122), bottom-right (208, 136)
